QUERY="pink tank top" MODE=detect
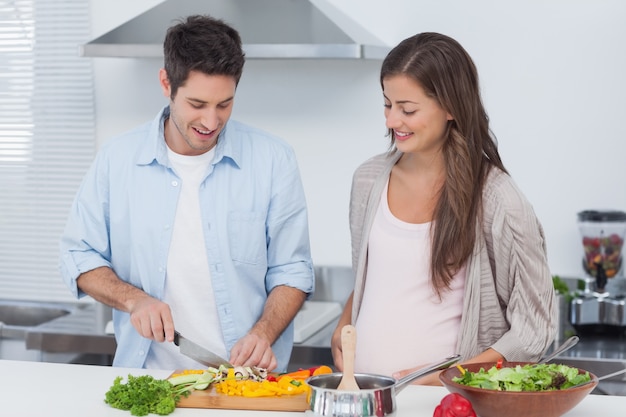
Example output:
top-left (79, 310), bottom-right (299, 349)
top-left (354, 180), bottom-right (466, 377)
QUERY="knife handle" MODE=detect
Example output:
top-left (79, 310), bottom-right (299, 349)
top-left (173, 330), bottom-right (181, 346)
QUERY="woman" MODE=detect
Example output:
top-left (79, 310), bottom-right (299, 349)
top-left (331, 32), bottom-right (556, 385)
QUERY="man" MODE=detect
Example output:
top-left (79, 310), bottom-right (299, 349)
top-left (59, 15), bottom-right (314, 372)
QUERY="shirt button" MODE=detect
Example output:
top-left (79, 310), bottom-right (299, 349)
top-left (171, 180), bottom-right (178, 187)
top-left (138, 350), bottom-right (145, 356)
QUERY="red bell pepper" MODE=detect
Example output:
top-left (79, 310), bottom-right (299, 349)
top-left (433, 393), bottom-right (476, 417)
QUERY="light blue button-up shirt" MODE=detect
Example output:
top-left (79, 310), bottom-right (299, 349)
top-left (59, 107), bottom-right (314, 371)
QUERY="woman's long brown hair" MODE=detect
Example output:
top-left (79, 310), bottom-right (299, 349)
top-left (380, 32), bottom-right (508, 295)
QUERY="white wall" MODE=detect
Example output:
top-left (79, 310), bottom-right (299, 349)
top-left (90, 0), bottom-right (626, 278)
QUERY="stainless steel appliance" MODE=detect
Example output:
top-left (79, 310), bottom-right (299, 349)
top-left (570, 210), bottom-right (626, 334)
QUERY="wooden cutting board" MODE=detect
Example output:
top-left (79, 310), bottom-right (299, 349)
top-left (172, 371), bottom-right (309, 412)
top-left (176, 387), bottom-right (309, 411)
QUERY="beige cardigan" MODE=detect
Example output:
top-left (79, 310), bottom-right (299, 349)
top-left (349, 151), bottom-right (556, 361)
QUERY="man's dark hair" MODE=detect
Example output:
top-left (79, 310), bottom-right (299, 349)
top-left (163, 15), bottom-right (245, 99)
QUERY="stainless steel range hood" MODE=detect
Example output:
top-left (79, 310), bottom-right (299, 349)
top-left (80, 0), bottom-right (390, 59)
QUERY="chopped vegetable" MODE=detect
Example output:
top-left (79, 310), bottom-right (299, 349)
top-left (214, 370), bottom-right (309, 397)
top-left (312, 365), bottom-right (333, 376)
top-left (167, 368), bottom-right (222, 393)
top-left (277, 365), bottom-right (333, 381)
top-left (433, 393), bottom-right (476, 417)
top-left (168, 366), bottom-right (224, 389)
top-left (167, 373), bottom-right (206, 387)
top-left (168, 369), bottom-right (205, 378)
top-left (105, 365), bottom-right (332, 414)
top-left (453, 363), bottom-right (592, 392)
top-left (278, 369), bottom-right (310, 380)
top-left (104, 374), bottom-right (190, 416)
top-left (233, 366), bottom-right (250, 379)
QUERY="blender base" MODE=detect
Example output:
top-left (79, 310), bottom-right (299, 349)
top-left (572, 323), bottom-right (626, 337)
top-left (570, 293), bottom-right (626, 334)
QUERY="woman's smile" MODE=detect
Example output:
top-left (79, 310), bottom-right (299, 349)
top-left (394, 130), bottom-right (413, 141)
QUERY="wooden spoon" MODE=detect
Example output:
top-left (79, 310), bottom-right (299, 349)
top-left (337, 324), bottom-right (360, 391)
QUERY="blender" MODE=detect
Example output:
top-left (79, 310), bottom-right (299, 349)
top-left (570, 210), bottom-right (626, 334)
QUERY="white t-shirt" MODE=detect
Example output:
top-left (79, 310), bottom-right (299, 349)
top-left (354, 180), bottom-right (466, 377)
top-left (145, 146), bottom-right (228, 370)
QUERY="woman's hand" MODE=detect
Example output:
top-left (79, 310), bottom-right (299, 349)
top-left (330, 324), bottom-right (345, 371)
top-left (331, 293), bottom-right (354, 372)
top-left (392, 348), bottom-right (504, 386)
top-left (393, 366), bottom-right (443, 386)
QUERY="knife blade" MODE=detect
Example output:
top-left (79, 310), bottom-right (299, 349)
top-left (173, 330), bottom-right (232, 368)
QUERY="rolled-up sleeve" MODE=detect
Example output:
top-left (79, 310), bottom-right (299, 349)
top-left (59, 150), bottom-right (113, 298)
top-left (264, 147), bottom-right (314, 294)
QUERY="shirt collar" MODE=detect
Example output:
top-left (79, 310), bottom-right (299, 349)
top-left (136, 106), bottom-right (241, 169)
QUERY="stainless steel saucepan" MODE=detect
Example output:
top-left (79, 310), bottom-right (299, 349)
top-left (305, 354), bottom-right (461, 417)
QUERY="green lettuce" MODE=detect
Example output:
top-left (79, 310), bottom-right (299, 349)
top-left (453, 363), bottom-right (591, 392)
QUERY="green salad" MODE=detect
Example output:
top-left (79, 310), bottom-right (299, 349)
top-left (453, 363), bottom-right (592, 392)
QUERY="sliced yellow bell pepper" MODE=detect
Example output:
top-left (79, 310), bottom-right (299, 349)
top-left (215, 375), bottom-right (309, 397)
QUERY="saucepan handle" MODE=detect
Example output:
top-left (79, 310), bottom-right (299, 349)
top-left (394, 354), bottom-right (461, 393)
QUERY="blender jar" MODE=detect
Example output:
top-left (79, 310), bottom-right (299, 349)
top-left (578, 210), bottom-right (626, 283)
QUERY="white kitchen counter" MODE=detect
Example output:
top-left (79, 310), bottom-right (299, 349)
top-left (1, 359), bottom-right (624, 417)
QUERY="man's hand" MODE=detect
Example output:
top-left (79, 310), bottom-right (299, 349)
top-left (129, 295), bottom-right (175, 343)
top-left (229, 331), bottom-right (277, 371)
top-left (76, 266), bottom-right (175, 343)
top-left (227, 285), bottom-right (305, 371)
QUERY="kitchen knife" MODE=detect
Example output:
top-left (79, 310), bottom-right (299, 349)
top-left (173, 330), bottom-right (232, 368)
